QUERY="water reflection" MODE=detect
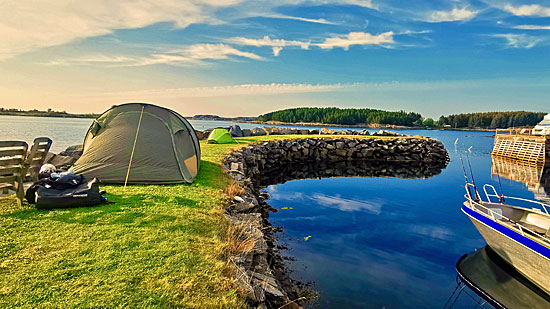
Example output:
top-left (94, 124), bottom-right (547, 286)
top-left (452, 246), bottom-right (550, 308)
top-left (491, 156), bottom-right (550, 204)
top-left (264, 158), bottom-right (481, 307)
top-left (256, 160), bottom-right (446, 188)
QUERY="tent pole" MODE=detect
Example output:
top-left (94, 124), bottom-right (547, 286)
top-left (124, 105), bottom-right (144, 191)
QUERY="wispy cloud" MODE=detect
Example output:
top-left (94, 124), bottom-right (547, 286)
top-left (287, 0), bottom-right (377, 9)
top-left (317, 31), bottom-right (394, 50)
top-left (503, 4), bottom-right (550, 17)
top-left (101, 83), bottom-right (348, 98)
top-left (227, 31), bottom-right (394, 55)
top-left (46, 44), bottom-right (262, 67)
top-left (0, 0), bottom-right (383, 61)
top-left (0, 0), bottom-right (243, 61)
top-left (181, 43), bottom-right (262, 60)
top-left (492, 33), bottom-right (543, 48)
top-left (260, 14), bottom-right (338, 25)
top-left (427, 7), bottom-right (478, 22)
top-left (226, 36), bottom-right (310, 56)
top-left (513, 25), bottom-right (550, 30)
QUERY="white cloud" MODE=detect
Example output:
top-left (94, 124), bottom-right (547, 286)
top-left (228, 32), bottom-right (394, 55)
top-left (316, 31), bottom-right (394, 50)
top-left (227, 36), bottom-right (311, 49)
top-left (504, 4), bottom-right (550, 17)
top-left (513, 25), bottom-right (550, 30)
top-left (182, 43), bottom-right (262, 60)
top-left (272, 47), bottom-right (283, 56)
top-left (344, 0), bottom-right (377, 8)
top-left (0, 0), bottom-right (381, 61)
top-left (427, 7), bottom-right (478, 22)
top-left (46, 44), bottom-right (262, 67)
top-left (0, 0), bottom-right (244, 61)
top-left (279, 0), bottom-right (377, 9)
top-left (261, 14), bottom-right (338, 25)
top-left (102, 83), bottom-right (348, 98)
top-left (227, 36), bottom-right (310, 56)
top-left (492, 33), bottom-right (543, 48)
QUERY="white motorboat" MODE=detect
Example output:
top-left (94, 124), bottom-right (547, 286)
top-left (462, 182), bottom-right (550, 295)
top-left (533, 114), bottom-right (550, 136)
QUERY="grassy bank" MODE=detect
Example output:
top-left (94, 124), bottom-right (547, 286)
top-left (0, 135), bottom-right (408, 307)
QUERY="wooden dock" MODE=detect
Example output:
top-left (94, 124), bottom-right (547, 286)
top-left (491, 129), bottom-right (549, 166)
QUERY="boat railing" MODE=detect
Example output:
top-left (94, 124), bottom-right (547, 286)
top-left (464, 183), bottom-right (550, 241)
top-left (482, 184), bottom-right (550, 215)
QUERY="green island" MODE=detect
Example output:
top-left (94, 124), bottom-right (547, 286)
top-left (1, 134), bottom-right (407, 308)
top-left (258, 108), bottom-right (546, 129)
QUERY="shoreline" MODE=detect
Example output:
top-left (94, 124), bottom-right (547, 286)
top-left (1, 113), bottom-right (498, 132)
top-left (252, 120), bottom-right (495, 131)
top-left (232, 119), bottom-right (496, 132)
top-left (0, 113), bottom-right (97, 119)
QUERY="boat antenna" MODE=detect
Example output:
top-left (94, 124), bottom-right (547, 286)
top-left (459, 152), bottom-right (475, 200)
top-left (459, 153), bottom-right (469, 184)
top-left (465, 151), bottom-right (480, 201)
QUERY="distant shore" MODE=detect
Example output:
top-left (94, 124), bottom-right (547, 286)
top-left (1, 112), bottom-right (498, 132)
top-left (0, 111), bottom-right (98, 119)
top-left (250, 120), bottom-right (495, 132)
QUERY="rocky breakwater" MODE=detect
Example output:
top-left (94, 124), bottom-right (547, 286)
top-left (222, 137), bottom-right (449, 308)
top-left (195, 124), bottom-right (401, 140)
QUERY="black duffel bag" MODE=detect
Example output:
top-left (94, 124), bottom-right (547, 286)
top-left (27, 177), bottom-right (107, 209)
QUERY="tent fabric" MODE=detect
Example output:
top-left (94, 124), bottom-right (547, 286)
top-left (72, 103), bottom-right (200, 184)
top-left (207, 128), bottom-right (234, 144)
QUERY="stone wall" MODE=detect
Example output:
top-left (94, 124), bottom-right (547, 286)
top-left (222, 137), bottom-right (449, 307)
top-left (196, 124), bottom-right (402, 140)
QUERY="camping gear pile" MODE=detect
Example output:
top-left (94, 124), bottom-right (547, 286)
top-left (25, 164), bottom-right (107, 210)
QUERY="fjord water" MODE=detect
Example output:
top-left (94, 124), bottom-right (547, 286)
top-left (265, 129), bottom-right (548, 308)
top-left (0, 115), bottom-right (262, 152)
top-left (2, 115), bottom-right (547, 307)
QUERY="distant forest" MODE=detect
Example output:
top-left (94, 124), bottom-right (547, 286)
top-left (438, 111), bottom-right (546, 129)
top-left (258, 107), bottom-right (423, 126)
top-left (0, 107), bottom-right (98, 118)
top-left (258, 108), bottom-right (546, 129)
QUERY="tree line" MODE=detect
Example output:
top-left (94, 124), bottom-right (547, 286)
top-left (258, 108), bottom-right (546, 129)
top-left (258, 107), bottom-right (423, 126)
top-left (438, 111), bottom-right (546, 129)
top-left (0, 107), bottom-right (98, 118)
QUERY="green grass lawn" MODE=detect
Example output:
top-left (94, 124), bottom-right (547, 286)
top-left (0, 134), bottom-right (409, 307)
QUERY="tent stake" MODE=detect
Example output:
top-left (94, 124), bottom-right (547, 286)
top-left (124, 105), bottom-right (144, 191)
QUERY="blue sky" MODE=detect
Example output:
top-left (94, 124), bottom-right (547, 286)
top-left (0, 0), bottom-right (549, 118)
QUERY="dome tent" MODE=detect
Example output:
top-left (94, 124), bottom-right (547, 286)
top-left (72, 103), bottom-right (200, 184)
top-left (207, 128), bottom-right (234, 144)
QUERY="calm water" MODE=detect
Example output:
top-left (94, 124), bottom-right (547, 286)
top-left (1, 115), bottom-right (548, 307)
top-left (0, 115), bottom-right (264, 152)
top-left (266, 129), bottom-right (549, 308)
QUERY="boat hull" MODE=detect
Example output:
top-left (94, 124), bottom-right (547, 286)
top-left (462, 205), bottom-right (550, 295)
